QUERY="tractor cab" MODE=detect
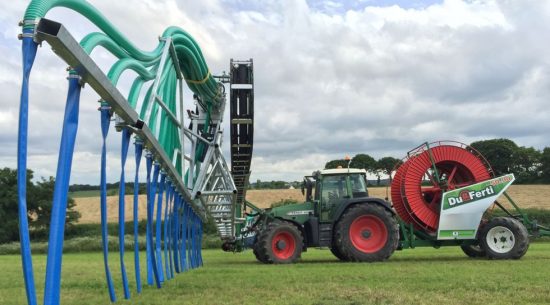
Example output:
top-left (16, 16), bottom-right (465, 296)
top-left (302, 168), bottom-right (371, 222)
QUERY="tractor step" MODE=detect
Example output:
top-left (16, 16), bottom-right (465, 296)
top-left (319, 224), bottom-right (332, 247)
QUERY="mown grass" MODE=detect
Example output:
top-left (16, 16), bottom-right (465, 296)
top-left (2, 243), bottom-right (550, 305)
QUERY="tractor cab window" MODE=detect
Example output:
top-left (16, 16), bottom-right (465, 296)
top-left (321, 175), bottom-right (349, 204)
top-left (349, 174), bottom-right (368, 197)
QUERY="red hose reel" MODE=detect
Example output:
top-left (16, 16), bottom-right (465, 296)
top-left (390, 142), bottom-right (493, 233)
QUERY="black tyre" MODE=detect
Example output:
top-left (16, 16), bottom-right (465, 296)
top-left (334, 204), bottom-right (399, 262)
top-left (460, 244), bottom-right (486, 258)
top-left (252, 243), bottom-right (266, 263)
top-left (329, 245), bottom-right (348, 261)
top-left (255, 221), bottom-right (303, 264)
top-left (479, 217), bottom-right (529, 260)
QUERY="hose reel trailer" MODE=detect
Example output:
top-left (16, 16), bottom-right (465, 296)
top-left (391, 142), bottom-right (492, 233)
top-left (390, 141), bottom-right (550, 259)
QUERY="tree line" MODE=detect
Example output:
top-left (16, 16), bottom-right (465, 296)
top-left (0, 168), bottom-right (80, 244)
top-left (70, 182), bottom-right (147, 194)
top-left (325, 155), bottom-right (401, 185)
top-left (324, 139), bottom-right (550, 184)
top-left (250, 180), bottom-right (301, 189)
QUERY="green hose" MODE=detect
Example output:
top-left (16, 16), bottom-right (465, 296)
top-left (23, 0), bottom-right (223, 171)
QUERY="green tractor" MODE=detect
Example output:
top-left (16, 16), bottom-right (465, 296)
top-left (248, 168), bottom-right (399, 264)
top-left (226, 142), bottom-right (550, 264)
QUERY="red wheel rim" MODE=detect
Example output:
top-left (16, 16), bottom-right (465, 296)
top-left (271, 231), bottom-right (296, 260)
top-left (349, 215), bottom-right (388, 253)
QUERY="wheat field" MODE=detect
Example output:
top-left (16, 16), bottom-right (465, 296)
top-left (73, 185), bottom-right (550, 223)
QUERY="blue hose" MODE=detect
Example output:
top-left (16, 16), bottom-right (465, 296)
top-left (192, 214), bottom-right (197, 268)
top-left (43, 72), bottom-right (82, 305)
top-left (188, 206), bottom-right (194, 269)
top-left (198, 219), bottom-right (203, 266)
top-left (189, 212), bottom-right (194, 269)
top-left (133, 139), bottom-right (143, 293)
top-left (163, 183), bottom-right (171, 279)
top-left (17, 28), bottom-right (38, 305)
top-left (118, 128), bottom-right (132, 299)
top-left (145, 154), bottom-right (153, 285)
top-left (99, 104), bottom-right (116, 302)
top-left (148, 162), bottom-right (161, 287)
top-left (167, 186), bottom-right (175, 277)
top-left (156, 173), bottom-right (166, 282)
top-left (172, 194), bottom-right (180, 274)
top-left (182, 202), bottom-right (189, 271)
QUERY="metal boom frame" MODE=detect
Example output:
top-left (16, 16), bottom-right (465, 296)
top-left (34, 18), bottom-right (253, 238)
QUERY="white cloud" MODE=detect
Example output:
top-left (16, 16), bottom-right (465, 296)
top-left (1, 0), bottom-right (549, 185)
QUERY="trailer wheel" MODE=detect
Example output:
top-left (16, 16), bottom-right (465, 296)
top-left (255, 221), bottom-right (303, 264)
top-left (479, 217), bottom-right (529, 260)
top-left (334, 204), bottom-right (399, 262)
top-left (460, 244), bottom-right (486, 258)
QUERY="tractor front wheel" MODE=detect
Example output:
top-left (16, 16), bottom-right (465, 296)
top-left (252, 244), bottom-right (267, 263)
top-left (334, 204), bottom-right (399, 262)
top-left (479, 217), bottom-right (529, 260)
top-left (255, 221), bottom-right (303, 264)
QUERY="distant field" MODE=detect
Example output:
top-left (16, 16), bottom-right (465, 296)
top-left (74, 194), bottom-right (148, 223)
top-left (69, 190), bottom-right (100, 198)
top-left (73, 185), bottom-right (550, 224)
top-left (2, 245), bottom-right (550, 305)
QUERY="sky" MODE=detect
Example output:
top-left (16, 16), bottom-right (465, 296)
top-left (0, 0), bottom-right (549, 184)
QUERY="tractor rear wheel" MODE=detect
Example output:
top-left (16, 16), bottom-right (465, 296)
top-left (255, 221), bottom-right (303, 264)
top-left (479, 217), bottom-right (529, 260)
top-left (334, 204), bottom-right (399, 262)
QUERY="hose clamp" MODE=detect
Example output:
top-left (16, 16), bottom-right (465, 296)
top-left (18, 33), bottom-right (34, 40)
top-left (145, 149), bottom-right (153, 158)
top-left (18, 19), bottom-right (41, 42)
top-left (134, 136), bottom-right (144, 145)
top-left (19, 19), bottom-right (40, 27)
top-left (98, 100), bottom-right (111, 111)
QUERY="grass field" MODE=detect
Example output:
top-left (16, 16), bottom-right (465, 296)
top-left (2, 244), bottom-right (550, 305)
